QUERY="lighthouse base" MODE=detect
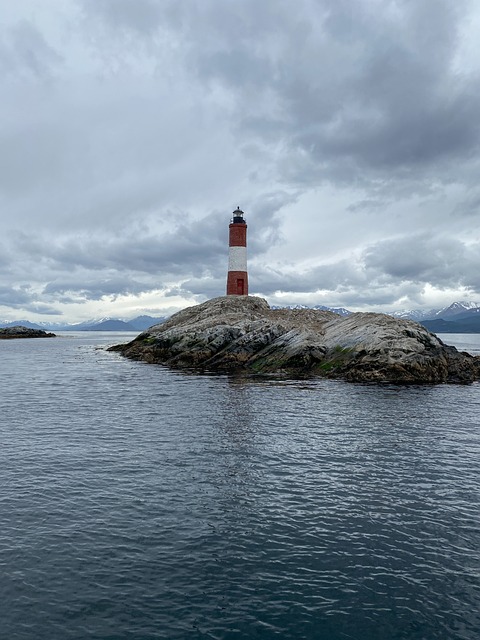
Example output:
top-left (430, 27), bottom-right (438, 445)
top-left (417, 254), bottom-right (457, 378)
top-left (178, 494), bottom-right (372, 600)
top-left (226, 271), bottom-right (248, 296)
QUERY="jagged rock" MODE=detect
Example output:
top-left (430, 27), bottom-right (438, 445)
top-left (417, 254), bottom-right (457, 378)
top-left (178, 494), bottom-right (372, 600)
top-left (109, 296), bottom-right (480, 384)
top-left (0, 326), bottom-right (56, 339)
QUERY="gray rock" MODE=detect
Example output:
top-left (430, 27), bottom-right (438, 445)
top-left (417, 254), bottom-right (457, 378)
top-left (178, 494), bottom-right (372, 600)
top-left (0, 326), bottom-right (56, 339)
top-left (109, 296), bottom-right (480, 384)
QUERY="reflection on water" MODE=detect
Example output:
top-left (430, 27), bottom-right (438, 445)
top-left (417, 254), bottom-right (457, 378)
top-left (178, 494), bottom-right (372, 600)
top-left (0, 333), bottom-right (479, 639)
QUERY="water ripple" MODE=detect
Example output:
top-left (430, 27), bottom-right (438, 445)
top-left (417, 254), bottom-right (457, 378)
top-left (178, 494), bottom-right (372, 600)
top-left (0, 334), bottom-right (479, 639)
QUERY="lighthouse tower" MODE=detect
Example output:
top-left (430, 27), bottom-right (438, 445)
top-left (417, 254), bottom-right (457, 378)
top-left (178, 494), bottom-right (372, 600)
top-left (226, 206), bottom-right (248, 296)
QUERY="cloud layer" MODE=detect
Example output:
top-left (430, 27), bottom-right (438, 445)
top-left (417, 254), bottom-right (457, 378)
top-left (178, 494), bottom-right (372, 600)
top-left (1, 0), bottom-right (480, 320)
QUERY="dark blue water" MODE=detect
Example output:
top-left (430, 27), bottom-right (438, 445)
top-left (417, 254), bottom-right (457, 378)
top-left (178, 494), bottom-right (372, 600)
top-left (1, 332), bottom-right (479, 639)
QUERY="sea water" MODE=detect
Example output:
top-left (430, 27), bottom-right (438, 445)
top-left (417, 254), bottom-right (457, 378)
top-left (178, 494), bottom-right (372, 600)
top-left (0, 332), bottom-right (479, 639)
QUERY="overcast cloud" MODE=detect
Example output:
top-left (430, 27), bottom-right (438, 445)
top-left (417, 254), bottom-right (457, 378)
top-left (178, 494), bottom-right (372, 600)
top-left (2, 0), bottom-right (480, 322)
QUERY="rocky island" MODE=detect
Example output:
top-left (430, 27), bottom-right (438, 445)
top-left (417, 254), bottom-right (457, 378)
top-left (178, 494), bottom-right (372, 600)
top-left (0, 326), bottom-right (56, 339)
top-left (109, 296), bottom-right (480, 384)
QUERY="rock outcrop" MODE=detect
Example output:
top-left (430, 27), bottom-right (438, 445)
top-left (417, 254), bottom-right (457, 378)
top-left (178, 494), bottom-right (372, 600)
top-left (0, 326), bottom-right (56, 339)
top-left (109, 296), bottom-right (480, 384)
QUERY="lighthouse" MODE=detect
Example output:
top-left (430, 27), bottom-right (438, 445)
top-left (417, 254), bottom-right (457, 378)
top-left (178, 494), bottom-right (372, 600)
top-left (226, 206), bottom-right (248, 296)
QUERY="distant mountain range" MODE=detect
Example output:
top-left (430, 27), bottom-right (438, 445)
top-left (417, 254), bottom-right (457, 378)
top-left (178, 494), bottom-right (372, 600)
top-left (273, 301), bottom-right (480, 333)
top-left (271, 304), bottom-right (351, 316)
top-left (3, 301), bottom-right (480, 333)
top-left (0, 315), bottom-right (167, 332)
top-left (392, 301), bottom-right (480, 333)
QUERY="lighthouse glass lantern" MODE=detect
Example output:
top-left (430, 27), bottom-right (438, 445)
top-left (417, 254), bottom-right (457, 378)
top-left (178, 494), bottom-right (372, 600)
top-left (226, 207), bottom-right (248, 296)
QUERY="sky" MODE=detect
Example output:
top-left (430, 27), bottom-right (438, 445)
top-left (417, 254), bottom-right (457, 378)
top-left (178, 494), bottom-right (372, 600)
top-left (2, 0), bottom-right (480, 322)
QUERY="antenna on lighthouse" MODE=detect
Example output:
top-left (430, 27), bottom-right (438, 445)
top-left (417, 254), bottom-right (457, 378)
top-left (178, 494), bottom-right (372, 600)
top-left (226, 206), bottom-right (248, 296)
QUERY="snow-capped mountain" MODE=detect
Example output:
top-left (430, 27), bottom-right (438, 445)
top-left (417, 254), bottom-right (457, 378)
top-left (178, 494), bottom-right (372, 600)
top-left (390, 309), bottom-right (439, 321)
top-left (0, 315), bottom-right (167, 332)
top-left (433, 301), bottom-right (480, 319)
top-left (271, 304), bottom-right (351, 316)
top-left (389, 302), bottom-right (480, 321)
top-left (66, 316), bottom-right (167, 331)
top-left (3, 302), bottom-right (480, 331)
top-left (311, 304), bottom-right (351, 316)
top-left (0, 320), bottom-right (47, 330)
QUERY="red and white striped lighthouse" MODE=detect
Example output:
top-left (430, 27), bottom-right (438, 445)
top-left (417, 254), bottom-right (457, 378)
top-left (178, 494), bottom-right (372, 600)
top-left (226, 206), bottom-right (248, 296)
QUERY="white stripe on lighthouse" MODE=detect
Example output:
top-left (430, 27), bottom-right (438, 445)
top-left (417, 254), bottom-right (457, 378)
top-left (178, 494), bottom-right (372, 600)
top-left (228, 246), bottom-right (247, 272)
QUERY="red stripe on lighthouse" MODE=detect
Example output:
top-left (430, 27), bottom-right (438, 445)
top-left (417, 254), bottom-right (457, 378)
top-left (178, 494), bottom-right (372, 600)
top-left (229, 224), bottom-right (247, 246)
top-left (226, 207), bottom-right (248, 296)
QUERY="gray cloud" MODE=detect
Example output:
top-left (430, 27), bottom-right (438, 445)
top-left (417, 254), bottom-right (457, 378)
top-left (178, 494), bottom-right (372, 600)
top-left (0, 285), bottom-right (34, 307)
top-left (0, 285), bottom-right (60, 315)
top-left (0, 19), bottom-right (62, 79)
top-left (81, 0), bottom-right (165, 35)
top-left (1, 0), bottom-right (480, 320)
top-left (364, 234), bottom-right (480, 290)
